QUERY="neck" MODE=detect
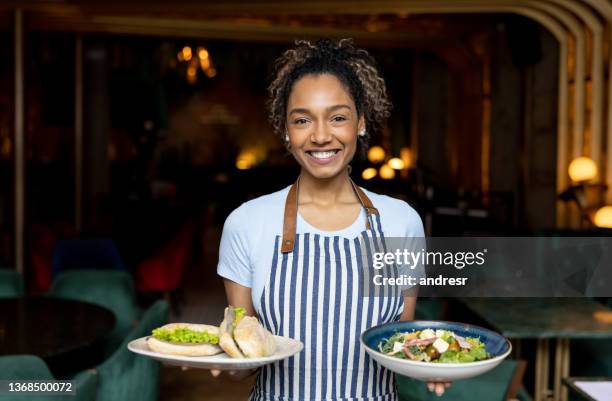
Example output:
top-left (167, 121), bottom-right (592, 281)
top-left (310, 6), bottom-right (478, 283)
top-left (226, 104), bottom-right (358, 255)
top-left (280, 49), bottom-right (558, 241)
top-left (298, 169), bottom-right (356, 205)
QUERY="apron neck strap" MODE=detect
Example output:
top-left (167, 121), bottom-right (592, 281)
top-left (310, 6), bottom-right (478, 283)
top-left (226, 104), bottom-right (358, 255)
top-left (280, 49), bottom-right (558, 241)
top-left (280, 176), bottom-right (379, 253)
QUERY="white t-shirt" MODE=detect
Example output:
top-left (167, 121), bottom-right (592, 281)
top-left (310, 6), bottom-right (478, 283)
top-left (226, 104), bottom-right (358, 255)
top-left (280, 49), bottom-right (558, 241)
top-left (217, 185), bottom-right (425, 311)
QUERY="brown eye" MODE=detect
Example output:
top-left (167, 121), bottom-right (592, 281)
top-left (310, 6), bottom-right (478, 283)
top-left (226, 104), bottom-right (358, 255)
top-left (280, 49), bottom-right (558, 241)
top-left (294, 118), bottom-right (309, 125)
top-left (331, 115), bottom-right (347, 122)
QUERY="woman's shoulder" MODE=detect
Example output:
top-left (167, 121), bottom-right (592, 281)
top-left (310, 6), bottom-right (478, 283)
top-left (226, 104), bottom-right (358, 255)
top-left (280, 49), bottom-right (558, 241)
top-left (224, 185), bottom-right (290, 228)
top-left (360, 187), bottom-right (424, 237)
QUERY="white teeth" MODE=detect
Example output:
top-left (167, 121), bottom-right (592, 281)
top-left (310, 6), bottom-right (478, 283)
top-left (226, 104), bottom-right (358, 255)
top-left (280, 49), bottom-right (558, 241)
top-left (310, 150), bottom-right (337, 159)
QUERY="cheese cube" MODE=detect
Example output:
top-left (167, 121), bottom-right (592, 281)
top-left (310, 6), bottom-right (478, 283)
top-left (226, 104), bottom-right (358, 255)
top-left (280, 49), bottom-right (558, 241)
top-left (419, 329), bottom-right (436, 339)
top-left (392, 342), bottom-right (404, 354)
top-left (433, 338), bottom-right (449, 353)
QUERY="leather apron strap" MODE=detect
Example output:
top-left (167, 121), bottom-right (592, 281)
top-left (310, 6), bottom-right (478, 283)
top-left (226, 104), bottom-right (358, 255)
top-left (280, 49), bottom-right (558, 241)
top-left (280, 177), bottom-right (380, 253)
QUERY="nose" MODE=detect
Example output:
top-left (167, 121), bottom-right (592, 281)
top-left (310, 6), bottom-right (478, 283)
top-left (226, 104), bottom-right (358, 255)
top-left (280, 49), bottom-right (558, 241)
top-left (311, 121), bottom-right (333, 144)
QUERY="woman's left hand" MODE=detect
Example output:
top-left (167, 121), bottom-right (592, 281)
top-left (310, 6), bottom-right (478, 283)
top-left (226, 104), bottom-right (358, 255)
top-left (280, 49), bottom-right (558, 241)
top-left (427, 381), bottom-right (451, 396)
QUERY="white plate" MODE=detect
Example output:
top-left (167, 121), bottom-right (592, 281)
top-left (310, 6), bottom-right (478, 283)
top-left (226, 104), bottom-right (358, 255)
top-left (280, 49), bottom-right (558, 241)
top-left (128, 335), bottom-right (304, 370)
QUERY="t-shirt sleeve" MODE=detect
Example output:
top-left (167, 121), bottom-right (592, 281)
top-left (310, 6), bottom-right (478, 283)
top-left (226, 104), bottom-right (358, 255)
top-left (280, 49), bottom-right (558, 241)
top-left (217, 204), bottom-right (252, 288)
top-left (393, 200), bottom-right (426, 292)
top-left (403, 203), bottom-right (425, 238)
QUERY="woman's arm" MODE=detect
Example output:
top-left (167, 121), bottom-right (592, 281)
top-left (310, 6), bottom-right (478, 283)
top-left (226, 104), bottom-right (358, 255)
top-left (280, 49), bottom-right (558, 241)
top-left (399, 295), bottom-right (417, 321)
top-left (223, 279), bottom-right (256, 317)
top-left (400, 286), bottom-right (418, 321)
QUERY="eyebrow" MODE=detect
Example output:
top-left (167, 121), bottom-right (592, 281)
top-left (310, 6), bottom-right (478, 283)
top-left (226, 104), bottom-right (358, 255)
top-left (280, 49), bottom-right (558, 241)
top-left (288, 104), bottom-right (352, 115)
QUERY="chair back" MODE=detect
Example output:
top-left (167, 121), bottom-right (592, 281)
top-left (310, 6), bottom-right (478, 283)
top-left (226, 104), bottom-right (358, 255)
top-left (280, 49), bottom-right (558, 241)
top-left (136, 221), bottom-right (194, 292)
top-left (52, 239), bottom-right (126, 276)
top-left (0, 355), bottom-right (98, 401)
top-left (96, 300), bottom-right (169, 401)
top-left (397, 360), bottom-right (518, 401)
top-left (50, 270), bottom-right (141, 355)
top-left (0, 268), bottom-right (25, 298)
top-left (0, 355), bottom-right (55, 401)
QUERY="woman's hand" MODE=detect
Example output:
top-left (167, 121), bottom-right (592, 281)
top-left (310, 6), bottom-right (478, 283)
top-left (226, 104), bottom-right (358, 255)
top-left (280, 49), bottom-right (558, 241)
top-left (427, 381), bottom-right (451, 396)
top-left (210, 368), bottom-right (257, 381)
top-left (180, 366), bottom-right (256, 381)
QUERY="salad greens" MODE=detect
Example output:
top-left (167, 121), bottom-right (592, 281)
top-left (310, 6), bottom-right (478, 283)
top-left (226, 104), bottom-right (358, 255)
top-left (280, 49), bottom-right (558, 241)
top-left (232, 307), bottom-right (246, 329)
top-left (152, 327), bottom-right (219, 344)
top-left (378, 329), bottom-right (489, 363)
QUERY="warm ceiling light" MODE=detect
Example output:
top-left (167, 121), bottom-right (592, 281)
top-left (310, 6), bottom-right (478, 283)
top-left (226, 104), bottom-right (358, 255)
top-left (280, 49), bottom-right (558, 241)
top-left (379, 164), bottom-right (395, 180)
top-left (362, 167), bottom-right (377, 180)
top-left (186, 66), bottom-right (197, 84)
top-left (198, 47), bottom-right (209, 60)
top-left (182, 46), bottom-right (192, 61)
top-left (236, 159), bottom-right (251, 170)
top-left (594, 206), bottom-right (612, 228)
top-left (236, 151), bottom-right (257, 170)
top-left (568, 157), bottom-right (597, 182)
top-left (388, 157), bottom-right (405, 170)
top-left (200, 58), bottom-right (211, 71)
top-left (368, 146), bottom-right (385, 163)
top-left (400, 147), bottom-right (412, 169)
top-left (205, 67), bottom-right (217, 78)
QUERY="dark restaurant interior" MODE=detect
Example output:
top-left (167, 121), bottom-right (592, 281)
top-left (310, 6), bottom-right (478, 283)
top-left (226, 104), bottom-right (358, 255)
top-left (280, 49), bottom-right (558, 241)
top-left (1, 1), bottom-right (612, 401)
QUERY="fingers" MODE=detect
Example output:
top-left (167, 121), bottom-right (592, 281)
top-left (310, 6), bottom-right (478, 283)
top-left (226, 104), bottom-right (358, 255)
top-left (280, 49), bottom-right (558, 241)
top-left (426, 381), bottom-right (451, 397)
top-left (181, 366), bottom-right (189, 371)
top-left (210, 369), bottom-right (221, 377)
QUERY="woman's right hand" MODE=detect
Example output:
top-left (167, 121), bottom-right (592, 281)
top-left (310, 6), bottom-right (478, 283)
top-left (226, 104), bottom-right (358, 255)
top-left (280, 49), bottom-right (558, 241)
top-left (210, 369), bottom-right (256, 381)
top-left (180, 366), bottom-right (256, 381)
top-left (427, 381), bottom-right (451, 396)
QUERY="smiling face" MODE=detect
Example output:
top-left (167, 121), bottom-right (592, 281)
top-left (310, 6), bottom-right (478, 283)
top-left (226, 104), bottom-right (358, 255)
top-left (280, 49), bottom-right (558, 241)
top-left (286, 73), bottom-right (364, 179)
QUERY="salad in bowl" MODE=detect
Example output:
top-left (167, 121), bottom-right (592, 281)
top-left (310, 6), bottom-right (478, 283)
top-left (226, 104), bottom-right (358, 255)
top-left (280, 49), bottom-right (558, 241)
top-left (361, 321), bottom-right (511, 381)
top-left (378, 328), bottom-right (489, 363)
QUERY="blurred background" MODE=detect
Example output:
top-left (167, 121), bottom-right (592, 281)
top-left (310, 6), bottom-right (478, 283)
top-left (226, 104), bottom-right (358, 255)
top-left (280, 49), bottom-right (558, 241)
top-left (1, 1), bottom-right (612, 401)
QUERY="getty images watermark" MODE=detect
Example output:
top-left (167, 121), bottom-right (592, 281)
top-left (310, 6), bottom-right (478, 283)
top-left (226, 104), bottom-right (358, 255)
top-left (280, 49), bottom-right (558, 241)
top-left (372, 247), bottom-right (487, 287)
top-left (360, 236), bottom-right (612, 298)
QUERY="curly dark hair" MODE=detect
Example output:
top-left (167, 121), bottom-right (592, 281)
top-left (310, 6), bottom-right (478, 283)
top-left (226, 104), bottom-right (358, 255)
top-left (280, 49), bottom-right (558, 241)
top-left (267, 38), bottom-right (392, 153)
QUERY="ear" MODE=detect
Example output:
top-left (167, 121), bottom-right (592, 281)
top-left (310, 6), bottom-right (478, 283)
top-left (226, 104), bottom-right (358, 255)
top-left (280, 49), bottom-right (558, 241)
top-left (358, 116), bottom-right (366, 133)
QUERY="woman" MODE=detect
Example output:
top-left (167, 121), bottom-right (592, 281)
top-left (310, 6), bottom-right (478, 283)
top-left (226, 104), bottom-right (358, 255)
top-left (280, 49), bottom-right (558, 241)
top-left (217, 39), bottom-right (447, 399)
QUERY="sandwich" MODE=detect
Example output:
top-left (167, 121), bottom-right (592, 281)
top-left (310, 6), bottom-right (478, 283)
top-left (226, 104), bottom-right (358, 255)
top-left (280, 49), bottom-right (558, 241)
top-left (219, 306), bottom-right (276, 358)
top-left (147, 323), bottom-right (223, 356)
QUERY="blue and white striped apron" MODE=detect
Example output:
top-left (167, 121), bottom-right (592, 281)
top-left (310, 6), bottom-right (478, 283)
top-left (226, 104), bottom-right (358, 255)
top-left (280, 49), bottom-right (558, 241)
top-left (251, 179), bottom-right (404, 401)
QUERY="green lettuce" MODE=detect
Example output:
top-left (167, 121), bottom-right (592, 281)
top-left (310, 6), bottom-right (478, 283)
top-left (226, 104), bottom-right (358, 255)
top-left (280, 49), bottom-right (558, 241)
top-left (232, 307), bottom-right (246, 329)
top-left (152, 327), bottom-right (219, 344)
top-left (435, 346), bottom-right (489, 363)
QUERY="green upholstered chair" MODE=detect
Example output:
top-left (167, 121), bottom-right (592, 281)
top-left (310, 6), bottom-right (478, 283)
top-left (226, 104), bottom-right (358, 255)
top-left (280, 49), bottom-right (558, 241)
top-left (50, 270), bottom-right (142, 355)
top-left (94, 299), bottom-right (168, 401)
top-left (0, 268), bottom-right (25, 297)
top-left (517, 386), bottom-right (533, 401)
top-left (397, 360), bottom-right (519, 401)
top-left (0, 355), bottom-right (97, 401)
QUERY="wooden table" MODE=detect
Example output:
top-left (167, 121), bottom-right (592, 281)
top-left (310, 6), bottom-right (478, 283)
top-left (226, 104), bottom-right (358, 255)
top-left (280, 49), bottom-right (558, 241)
top-left (0, 297), bottom-right (115, 376)
top-left (461, 298), bottom-right (612, 401)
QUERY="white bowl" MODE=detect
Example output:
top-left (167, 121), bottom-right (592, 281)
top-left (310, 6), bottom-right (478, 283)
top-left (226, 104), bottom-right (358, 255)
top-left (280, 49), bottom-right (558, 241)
top-left (361, 320), bottom-right (512, 381)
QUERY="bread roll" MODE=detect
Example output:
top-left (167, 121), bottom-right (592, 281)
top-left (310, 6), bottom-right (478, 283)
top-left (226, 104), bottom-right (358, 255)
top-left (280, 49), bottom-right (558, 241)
top-left (219, 307), bottom-right (245, 358)
top-left (234, 316), bottom-right (277, 358)
top-left (146, 323), bottom-right (223, 356)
